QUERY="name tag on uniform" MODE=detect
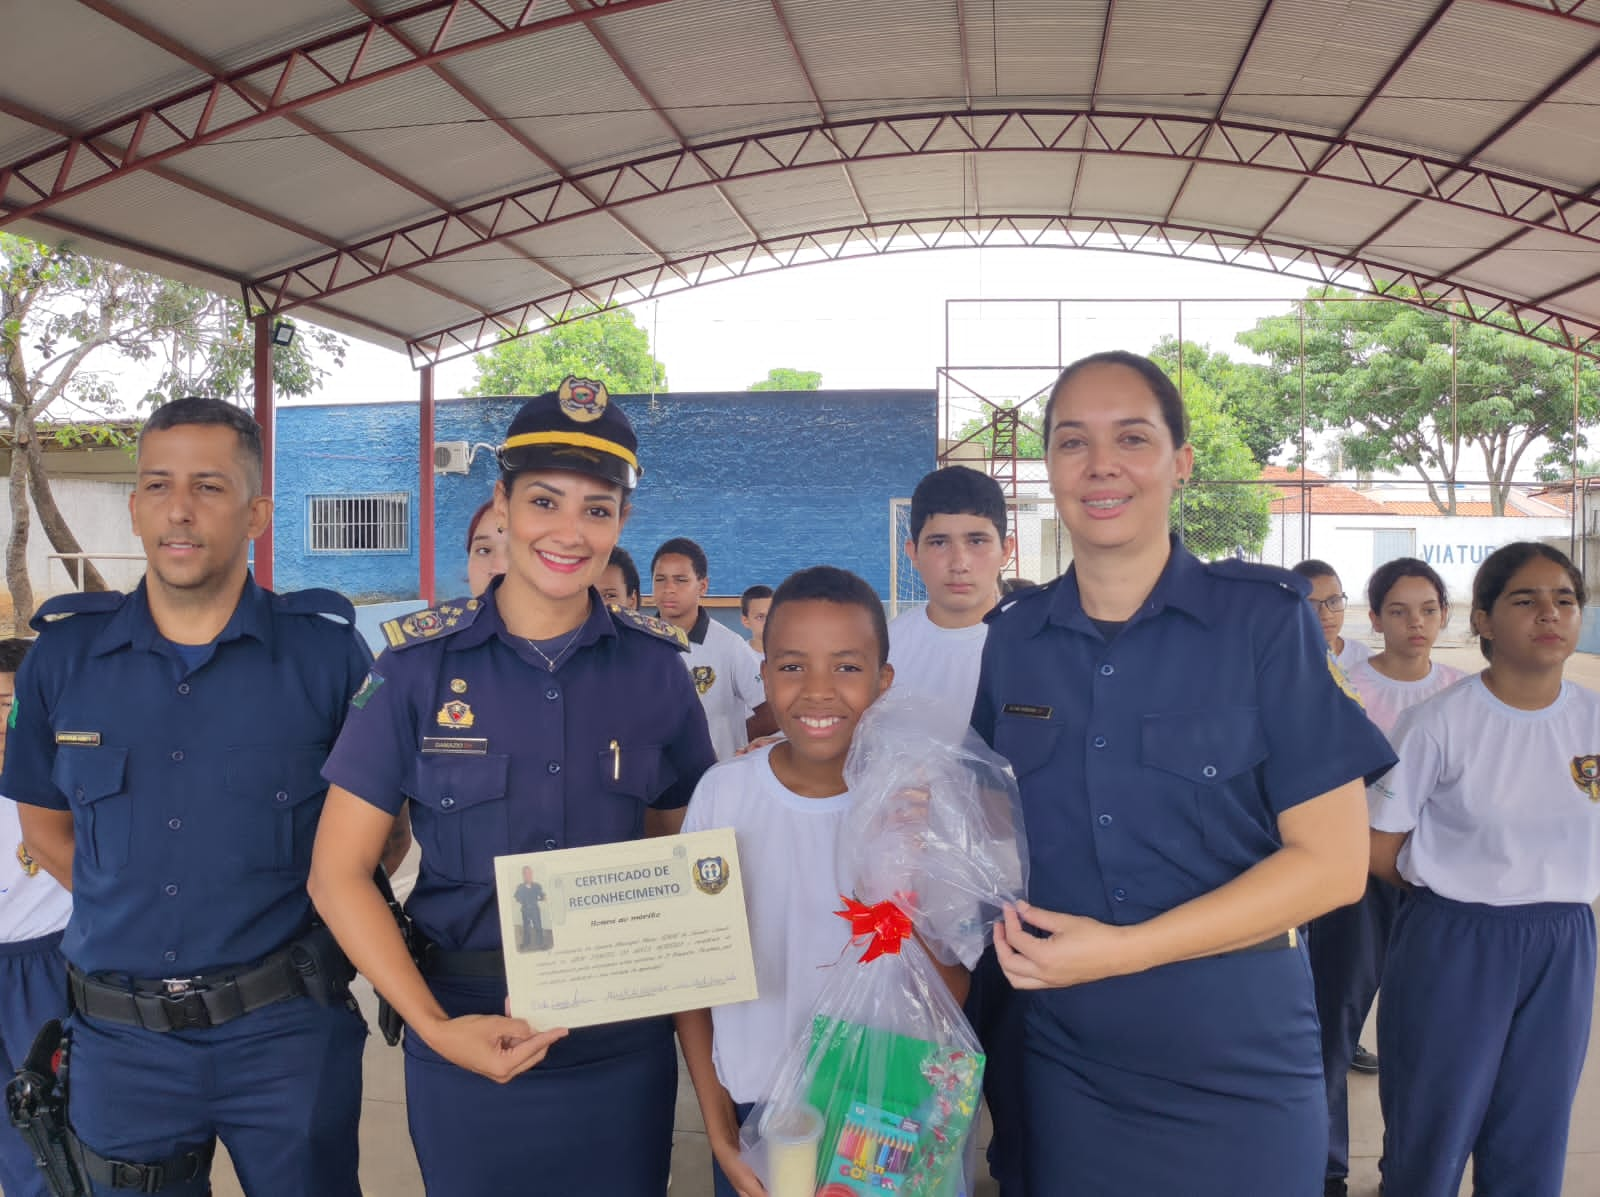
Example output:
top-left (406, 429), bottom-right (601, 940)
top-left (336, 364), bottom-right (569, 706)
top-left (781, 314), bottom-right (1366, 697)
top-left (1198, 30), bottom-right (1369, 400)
top-left (1001, 704), bottom-right (1054, 720)
top-left (421, 737), bottom-right (488, 755)
top-left (55, 731), bottom-right (102, 746)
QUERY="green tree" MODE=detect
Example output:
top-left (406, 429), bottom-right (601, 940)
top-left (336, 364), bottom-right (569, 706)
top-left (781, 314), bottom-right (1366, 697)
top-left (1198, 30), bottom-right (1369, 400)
top-left (748, 367), bottom-right (822, 391)
top-left (1237, 287), bottom-right (1600, 515)
top-left (1, 233), bottom-right (343, 625)
top-left (1148, 336), bottom-right (1295, 465)
top-left (465, 307), bottom-right (666, 396)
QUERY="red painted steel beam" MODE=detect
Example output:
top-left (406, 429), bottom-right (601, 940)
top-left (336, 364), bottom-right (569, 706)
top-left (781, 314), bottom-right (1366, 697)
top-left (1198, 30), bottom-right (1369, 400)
top-left (1068, 0), bottom-right (1117, 216)
top-left (419, 366), bottom-right (435, 606)
top-left (244, 108), bottom-right (1600, 316)
top-left (403, 215), bottom-right (1600, 367)
top-left (0, 0), bottom-right (680, 229)
top-left (1475, 0), bottom-right (1600, 28)
top-left (253, 313), bottom-right (274, 590)
top-left (769, 0), bottom-right (871, 224)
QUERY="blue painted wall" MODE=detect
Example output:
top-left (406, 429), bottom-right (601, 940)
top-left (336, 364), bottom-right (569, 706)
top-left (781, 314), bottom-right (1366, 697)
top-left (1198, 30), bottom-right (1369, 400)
top-left (274, 389), bottom-right (935, 603)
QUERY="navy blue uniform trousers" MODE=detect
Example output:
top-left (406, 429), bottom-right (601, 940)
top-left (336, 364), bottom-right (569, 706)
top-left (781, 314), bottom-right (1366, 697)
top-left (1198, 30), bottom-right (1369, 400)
top-left (1378, 890), bottom-right (1596, 1197)
top-left (0, 933), bottom-right (68, 1197)
top-left (69, 997), bottom-right (365, 1197)
top-left (1309, 876), bottom-right (1402, 1181)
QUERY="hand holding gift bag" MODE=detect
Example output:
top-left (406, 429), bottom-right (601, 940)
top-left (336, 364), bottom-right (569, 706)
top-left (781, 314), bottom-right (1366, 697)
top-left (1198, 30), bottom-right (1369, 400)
top-left (740, 692), bottom-right (1028, 1197)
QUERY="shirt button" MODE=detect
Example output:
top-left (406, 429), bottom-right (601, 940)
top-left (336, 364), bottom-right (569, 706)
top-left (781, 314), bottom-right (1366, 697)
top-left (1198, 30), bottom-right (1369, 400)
top-left (1099, 664), bottom-right (1114, 676)
top-left (544, 838), bottom-right (558, 850)
top-left (547, 761), bottom-right (562, 775)
top-left (163, 950), bottom-right (177, 963)
top-left (1112, 888), bottom-right (1127, 902)
top-left (1097, 814), bottom-right (1113, 827)
top-left (177, 683), bottom-right (190, 695)
top-left (1092, 735), bottom-right (1107, 749)
top-left (1202, 765), bottom-right (1218, 779)
top-left (171, 750), bottom-right (184, 762)
top-left (167, 818), bottom-right (182, 831)
top-left (164, 883), bottom-right (179, 897)
top-left (545, 688), bottom-right (559, 701)
top-left (75, 786), bottom-right (85, 800)
top-left (275, 791), bottom-right (289, 804)
top-left (440, 796), bottom-right (456, 809)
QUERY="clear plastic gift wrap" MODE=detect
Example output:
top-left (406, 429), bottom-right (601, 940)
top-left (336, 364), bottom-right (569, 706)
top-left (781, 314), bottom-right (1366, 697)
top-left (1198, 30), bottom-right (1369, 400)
top-left (740, 692), bottom-right (1028, 1197)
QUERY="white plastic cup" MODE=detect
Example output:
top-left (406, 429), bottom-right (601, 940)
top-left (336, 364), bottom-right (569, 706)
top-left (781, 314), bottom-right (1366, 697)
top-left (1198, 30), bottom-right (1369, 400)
top-left (765, 1104), bottom-right (824, 1197)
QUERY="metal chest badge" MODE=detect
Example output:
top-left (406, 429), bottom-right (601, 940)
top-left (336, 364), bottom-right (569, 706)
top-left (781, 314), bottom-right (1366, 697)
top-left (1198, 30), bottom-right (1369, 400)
top-left (437, 699), bottom-right (475, 729)
top-left (693, 856), bottom-right (730, 895)
top-left (558, 376), bottom-right (608, 423)
top-left (1570, 755), bottom-right (1600, 801)
top-left (692, 665), bottom-right (716, 695)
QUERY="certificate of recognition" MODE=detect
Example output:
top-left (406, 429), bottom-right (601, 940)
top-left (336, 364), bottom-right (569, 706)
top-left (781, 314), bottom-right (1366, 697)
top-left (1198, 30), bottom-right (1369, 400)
top-left (494, 828), bottom-right (759, 1030)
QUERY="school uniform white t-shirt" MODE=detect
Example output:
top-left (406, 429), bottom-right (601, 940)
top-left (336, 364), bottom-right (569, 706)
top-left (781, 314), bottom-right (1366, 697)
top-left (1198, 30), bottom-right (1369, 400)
top-left (0, 796), bottom-right (71, 942)
top-left (681, 746), bottom-right (853, 1104)
top-left (1369, 676), bottom-right (1600, 905)
top-left (1347, 658), bottom-right (1468, 736)
top-left (886, 606), bottom-right (987, 744)
top-left (1335, 636), bottom-right (1373, 675)
top-left (683, 610), bottom-right (765, 761)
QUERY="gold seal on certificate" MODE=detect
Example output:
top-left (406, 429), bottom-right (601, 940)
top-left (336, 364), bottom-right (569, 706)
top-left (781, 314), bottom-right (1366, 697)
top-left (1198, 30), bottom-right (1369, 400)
top-left (495, 828), bottom-right (759, 1029)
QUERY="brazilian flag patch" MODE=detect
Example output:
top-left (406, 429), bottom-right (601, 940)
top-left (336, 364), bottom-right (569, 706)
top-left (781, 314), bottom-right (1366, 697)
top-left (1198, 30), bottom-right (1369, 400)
top-left (351, 672), bottom-right (384, 710)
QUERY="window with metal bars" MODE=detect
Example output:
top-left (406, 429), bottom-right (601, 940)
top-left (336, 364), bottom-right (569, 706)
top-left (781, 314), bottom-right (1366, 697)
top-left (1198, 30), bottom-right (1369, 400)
top-left (306, 493), bottom-right (410, 553)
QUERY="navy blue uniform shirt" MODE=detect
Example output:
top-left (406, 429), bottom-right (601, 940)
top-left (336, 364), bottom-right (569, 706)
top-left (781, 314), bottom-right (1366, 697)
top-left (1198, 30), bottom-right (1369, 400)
top-left (1, 576), bottom-right (372, 977)
top-left (322, 583), bottom-right (718, 953)
top-left (972, 539), bottom-right (1396, 924)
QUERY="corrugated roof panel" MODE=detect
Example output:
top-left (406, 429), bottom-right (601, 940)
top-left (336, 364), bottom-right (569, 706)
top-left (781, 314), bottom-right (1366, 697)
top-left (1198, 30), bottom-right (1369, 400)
top-left (721, 163), bottom-right (880, 237)
top-left (315, 273), bottom-right (487, 340)
top-left (1456, 242), bottom-right (1600, 302)
top-left (0, 111), bottom-right (56, 170)
top-left (509, 211), bottom-right (665, 287)
top-left (782, 0), bottom-right (966, 103)
top-left (990, 0), bottom-right (1106, 102)
top-left (593, 0), bottom-right (819, 143)
top-left (1549, 279), bottom-right (1600, 326)
top-left (1166, 161), bottom-right (1303, 234)
top-left (403, 242), bottom-right (573, 315)
top-left (1482, 60), bottom-right (1600, 188)
top-left (166, 121), bottom-right (434, 245)
top-left (110, 0), bottom-right (355, 74)
top-left (1070, 155), bottom-right (1191, 220)
top-left (609, 187), bottom-right (766, 257)
top-left (1225, 0), bottom-right (1440, 134)
top-left (1266, 177), bottom-right (1418, 250)
top-left (844, 156), bottom-right (969, 221)
top-left (1365, 203), bottom-right (1530, 275)
top-left (1097, 0), bottom-right (1266, 115)
top-left (44, 171), bottom-right (307, 279)
top-left (973, 152), bottom-right (1084, 214)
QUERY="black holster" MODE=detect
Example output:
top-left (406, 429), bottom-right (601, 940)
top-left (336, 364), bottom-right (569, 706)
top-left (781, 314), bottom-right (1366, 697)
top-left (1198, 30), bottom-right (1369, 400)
top-left (373, 865), bottom-right (416, 1047)
top-left (6, 1019), bottom-right (87, 1197)
top-left (289, 922), bottom-right (356, 1007)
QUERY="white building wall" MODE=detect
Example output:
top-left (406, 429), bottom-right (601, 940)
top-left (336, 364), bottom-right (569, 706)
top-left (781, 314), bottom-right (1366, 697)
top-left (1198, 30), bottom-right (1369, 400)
top-left (0, 478), bottom-right (144, 599)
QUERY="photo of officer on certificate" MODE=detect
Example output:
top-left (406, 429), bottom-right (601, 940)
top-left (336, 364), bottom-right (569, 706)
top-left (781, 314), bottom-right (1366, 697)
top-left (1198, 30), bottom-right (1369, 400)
top-left (495, 827), bottom-right (759, 1029)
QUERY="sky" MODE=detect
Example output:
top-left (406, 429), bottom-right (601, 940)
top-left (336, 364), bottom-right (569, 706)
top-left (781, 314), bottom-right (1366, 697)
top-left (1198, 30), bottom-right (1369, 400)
top-left (295, 247), bottom-right (1314, 413)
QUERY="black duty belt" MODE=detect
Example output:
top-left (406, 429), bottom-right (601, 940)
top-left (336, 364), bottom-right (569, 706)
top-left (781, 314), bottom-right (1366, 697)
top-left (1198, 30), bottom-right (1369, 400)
top-left (78, 1139), bottom-right (215, 1193)
top-left (69, 948), bottom-right (307, 1033)
top-left (417, 941), bottom-right (505, 979)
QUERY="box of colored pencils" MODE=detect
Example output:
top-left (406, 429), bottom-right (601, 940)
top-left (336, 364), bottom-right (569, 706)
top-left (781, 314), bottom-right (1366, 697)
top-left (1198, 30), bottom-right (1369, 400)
top-left (817, 1101), bottom-right (920, 1195)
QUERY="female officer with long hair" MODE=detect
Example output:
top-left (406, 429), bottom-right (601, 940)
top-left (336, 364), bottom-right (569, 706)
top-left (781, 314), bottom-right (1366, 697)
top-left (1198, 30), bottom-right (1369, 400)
top-left (308, 380), bottom-right (716, 1195)
top-left (972, 350), bottom-right (1396, 1196)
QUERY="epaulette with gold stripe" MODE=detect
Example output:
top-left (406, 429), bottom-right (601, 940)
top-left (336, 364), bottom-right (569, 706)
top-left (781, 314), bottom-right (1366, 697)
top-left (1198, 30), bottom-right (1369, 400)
top-left (609, 604), bottom-right (689, 651)
top-left (380, 597), bottom-right (483, 651)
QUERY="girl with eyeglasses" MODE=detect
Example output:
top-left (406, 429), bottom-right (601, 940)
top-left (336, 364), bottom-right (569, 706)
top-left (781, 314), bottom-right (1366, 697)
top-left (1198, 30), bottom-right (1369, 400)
top-left (1292, 559), bottom-right (1371, 676)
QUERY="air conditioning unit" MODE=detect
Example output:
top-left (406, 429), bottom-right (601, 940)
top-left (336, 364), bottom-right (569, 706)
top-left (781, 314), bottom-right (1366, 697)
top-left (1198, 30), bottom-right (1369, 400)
top-left (434, 441), bottom-right (470, 474)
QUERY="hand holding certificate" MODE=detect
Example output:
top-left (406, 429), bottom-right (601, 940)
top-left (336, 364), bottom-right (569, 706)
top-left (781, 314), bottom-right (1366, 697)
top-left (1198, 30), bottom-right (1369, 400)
top-left (494, 828), bottom-right (759, 1029)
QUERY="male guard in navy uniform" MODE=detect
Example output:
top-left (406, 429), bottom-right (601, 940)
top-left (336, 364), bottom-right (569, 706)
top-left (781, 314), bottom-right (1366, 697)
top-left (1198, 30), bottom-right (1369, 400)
top-left (2, 397), bottom-right (388, 1196)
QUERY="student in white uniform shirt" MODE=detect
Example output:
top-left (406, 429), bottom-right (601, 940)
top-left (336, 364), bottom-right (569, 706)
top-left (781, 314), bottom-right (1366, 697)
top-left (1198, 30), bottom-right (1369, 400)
top-left (1369, 542), bottom-right (1600, 1197)
top-left (651, 538), bottom-right (774, 760)
top-left (1293, 559), bottom-right (1372, 675)
top-left (1311, 557), bottom-right (1465, 1197)
top-left (0, 637), bottom-right (70, 1197)
top-left (887, 466), bottom-right (1015, 744)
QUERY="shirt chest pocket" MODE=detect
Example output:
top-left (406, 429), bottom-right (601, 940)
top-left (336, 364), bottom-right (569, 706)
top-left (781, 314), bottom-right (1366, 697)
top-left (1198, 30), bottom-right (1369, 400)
top-left (1140, 707), bottom-right (1273, 858)
top-left (992, 714), bottom-right (1064, 782)
top-left (52, 748), bottom-right (131, 876)
top-left (411, 754), bottom-right (511, 884)
top-left (223, 746), bottom-right (331, 875)
top-left (585, 742), bottom-right (670, 844)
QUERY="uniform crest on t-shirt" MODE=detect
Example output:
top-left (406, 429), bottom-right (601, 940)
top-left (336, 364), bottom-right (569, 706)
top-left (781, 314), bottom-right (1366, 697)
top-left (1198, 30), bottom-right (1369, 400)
top-left (1570, 754), bottom-right (1600, 801)
top-left (692, 665), bottom-right (716, 695)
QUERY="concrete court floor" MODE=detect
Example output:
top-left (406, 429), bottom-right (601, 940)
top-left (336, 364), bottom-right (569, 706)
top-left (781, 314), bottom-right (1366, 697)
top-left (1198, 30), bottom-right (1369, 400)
top-left (199, 641), bottom-right (1598, 1196)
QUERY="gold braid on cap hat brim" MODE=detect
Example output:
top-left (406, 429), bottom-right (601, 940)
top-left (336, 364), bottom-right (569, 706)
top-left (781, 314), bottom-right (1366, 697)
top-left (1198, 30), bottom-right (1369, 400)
top-left (499, 430), bottom-right (639, 471)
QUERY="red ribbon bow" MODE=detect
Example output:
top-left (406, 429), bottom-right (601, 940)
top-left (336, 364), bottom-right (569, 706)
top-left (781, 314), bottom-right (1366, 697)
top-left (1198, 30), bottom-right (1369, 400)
top-left (836, 895), bottom-right (913, 963)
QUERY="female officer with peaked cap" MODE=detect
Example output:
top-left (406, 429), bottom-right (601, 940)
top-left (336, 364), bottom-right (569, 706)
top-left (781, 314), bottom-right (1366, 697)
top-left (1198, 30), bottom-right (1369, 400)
top-left (973, 351), bottom-right (1396, 1196)
top-left (309, 378), bottom-right (717, 1195)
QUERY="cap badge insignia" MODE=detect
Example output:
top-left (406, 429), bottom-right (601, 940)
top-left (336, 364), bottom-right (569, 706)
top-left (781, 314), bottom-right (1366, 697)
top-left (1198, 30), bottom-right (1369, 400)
top-left (437, 700), bottom-right (475, 729)
top-left (693, 856), bottom-right (730, 895)
top-left (450, 678), bottom-right (468, 694)
top-left (692, 665), bottom-right (716, 695)
top-left (558, 376), bottom-right (608, 424)
top-left (16, 842), bottom-right (39, 878)
top-left (1570, 755), bottom-right (1600, 802)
